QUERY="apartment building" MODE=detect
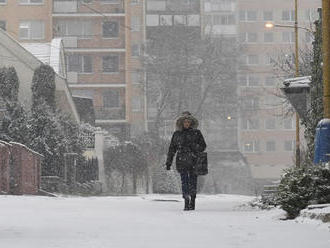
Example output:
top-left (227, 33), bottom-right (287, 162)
top-left (145, 0), bottom-right (202, 138)
top-left (237, 0), bottom-right (321, 185)
top-left (201, 0), bottom-right (239, 151)
top-left (0, 0), bottom-right (147, 140)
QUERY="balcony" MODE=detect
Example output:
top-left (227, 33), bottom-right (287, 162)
top-left (204, 25), bottom-right (237, 35)
top-left (53, 0), bottom-right (125, 14)
top-left (94, 106), bottom-right (125, 121)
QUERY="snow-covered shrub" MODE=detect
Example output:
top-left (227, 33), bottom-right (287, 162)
top-left (276, 165), bottom-right (330, 219)
top-left (152, 163), bottom-right (181, 194)
top-left (276, 167), bottom-right (314, 219)
top-left (312, 164), bottom-right (330, 204)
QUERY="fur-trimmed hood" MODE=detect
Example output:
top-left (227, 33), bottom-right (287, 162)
top-left (175, 112), bottom-right (199, 131)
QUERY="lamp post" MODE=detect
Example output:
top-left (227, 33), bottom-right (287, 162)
top-left (294, 0), bottom-right (300, 168)
top-left (265, 0), bottom-right (301, 167)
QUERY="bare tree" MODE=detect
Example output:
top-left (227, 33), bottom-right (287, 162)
top-left (144, 26), bottom-right (239, 135)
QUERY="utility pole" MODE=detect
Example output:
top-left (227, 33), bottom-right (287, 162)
top-left (313, 2), bottom-right (330, 164)
top-left (294, 0), bottom-right (300, 167)
top-left (323, 1), bottom-right (330, 118)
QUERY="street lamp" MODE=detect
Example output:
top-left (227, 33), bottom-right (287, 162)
top-left (265, 0), bottom-right (301, 167)
top-left (265, 22), bottom-right (313, 33)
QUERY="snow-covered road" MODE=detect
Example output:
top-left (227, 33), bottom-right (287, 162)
top-left (0, 194), bottom-right (329, 248)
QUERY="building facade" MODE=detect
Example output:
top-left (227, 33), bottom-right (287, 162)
top-left (0, 0), bottom-right (147, 140)
top-left (145, 0), bottom-right (202, 138)
top-left (237, 0), bottom-right (321, 185)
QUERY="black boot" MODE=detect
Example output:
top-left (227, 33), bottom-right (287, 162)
top-left (184, 196), bottom-right (190, 211)
top-left (189, 196), bottom-right (196, 210)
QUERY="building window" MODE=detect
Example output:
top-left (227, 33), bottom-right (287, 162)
top-left (147, 0), bottom-right (166, 11)
top-left (264, 32), bottom-right (274, 42)
top-left (263, 11), bottom-right (273, 21)
top-left (67, 54), bottom-right (93, 73)
top-left (56, 20), bottom-right (93, 38)
top-left (103, 90), bottom-right (120, 108)
top-left (160, 15), bottom-right (173, 26)
top-left (282, 31), bottom-right (295, 43)
top-left (19, 0), bottom-right (43, 4)
top-left (131, 16), bottom-right (140, 31)
top-left (247, 10), bottom-right (257, 21)
top-left (213, 15), bottom-right (235, 25)
top-left (131, 71), bottom-right (142, 84)
top-left (266, 141), bottom-right (276, 151)
top-left (265, 54), bottom-right (274, 65)
top-left (239, 74), bottom-right (261, 87)
top-left (103, 21), bottom-right (119, 38)
top-left (241, 118), bottom-right (259, 130)
top-left (282, 10), bottom-right (295, 21)
top-left (242, 97), bottom-right (259, 110)
top-left (19, 21), bottom-right (44, 40)
top-left (103, 55), bottom-right (119, 73)
top-left (101, 0), bottom-right (120, 4)
top-left (0, 0), bottom-right (7, 4)
top-left (0, 20), bottom-right (6, 31)
top-left (131, 0), bottom-right (139, 4)
top-left (174, 15), bottom-right (187, 25)
top-left (243, 54), bottom-right (259, 65)
top-left (264, 76), bottom-right (274, 86)
top-left (284, 140), bottom-right (295, 151)
top-left (146, 15), bottom-right (159, 26)
top-left (132, 95), bottom-right (142, 112)
top-left (265, 118), bottom-right (276, 129)
top-left (240, 33), bottom-right (257, 43)
top-left (131, 44), bottom-right (140, 57)
top-left (243, 141), bottom-right (260, 153)
top-left (187, 15), bottom-right (200, 26)
top-left (248, 75), bottom-right (259, 86)
top-left (239, 10), bottom-right (257, 21)
top-left (283, 118), bottom-right (294, 129)
top-left (238, 74), bottom-right (247, 86)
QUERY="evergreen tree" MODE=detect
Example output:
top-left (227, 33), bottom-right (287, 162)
top-left (31, 65), bottom-right (56, 112)
top-left (0, 67), bottom-right (19, 101)
top-left (1, 101), bottom-right (30, 144)
top-left (29, 102), bottom-right (66, 176)
top-left (301, 18), bottom-right (323, 163)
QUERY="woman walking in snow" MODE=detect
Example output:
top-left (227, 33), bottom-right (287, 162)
top-left (165, 112), bottom-right (207, 211)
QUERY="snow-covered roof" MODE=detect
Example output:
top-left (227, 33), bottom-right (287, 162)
top-left (72, 94), bottom-right (94, 100)
top-left (21, 38), bottom-right (66, 78)
top-left (283, 76), bottom-right (311, 88)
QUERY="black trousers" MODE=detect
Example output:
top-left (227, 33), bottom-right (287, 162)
top-left (180, 170), bottom-right (197, 198)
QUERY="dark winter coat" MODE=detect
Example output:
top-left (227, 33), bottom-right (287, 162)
top-left (166, 114), bottom-right (206, 173)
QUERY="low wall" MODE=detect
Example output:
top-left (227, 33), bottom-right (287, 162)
top-left (0, 141), bottom-right (11, 194)
top-left (0, 141), bottom-right (43, 195)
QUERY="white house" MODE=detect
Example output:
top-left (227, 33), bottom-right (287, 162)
top-left (0, 28), bottom-right (79, 123)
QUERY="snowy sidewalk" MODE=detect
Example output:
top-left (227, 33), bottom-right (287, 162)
top-left (0, 194), bottom-right (329, 248)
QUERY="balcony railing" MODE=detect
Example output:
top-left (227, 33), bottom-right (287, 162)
top-left (53, 1), bottom-right (78, 13)
top-left (53, 0), bottom-right (125, 14)
top-left (94, 106), bottom-right (125, 120)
